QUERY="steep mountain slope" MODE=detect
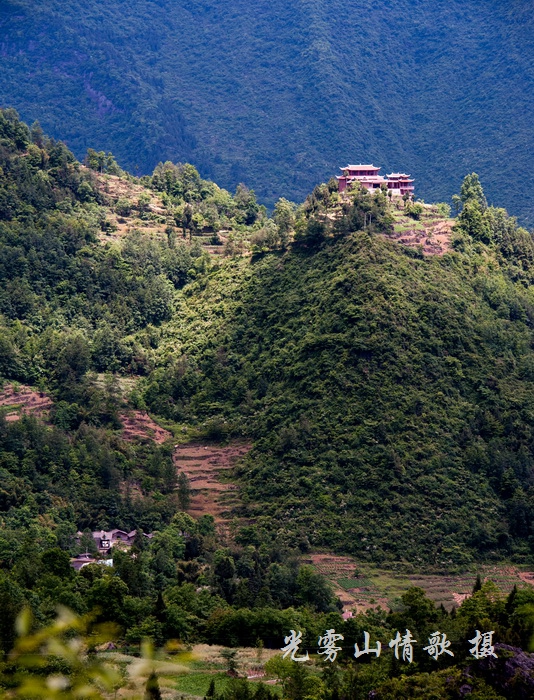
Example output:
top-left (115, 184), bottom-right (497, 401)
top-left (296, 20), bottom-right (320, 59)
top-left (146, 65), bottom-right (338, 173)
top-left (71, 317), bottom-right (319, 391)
top-left (3, 114), bottom-right (534, 700)
top-left (1, 0), bottom-right (533, 222)
top-left (144, 199), bottom-right (534, 566)
top-left (1, 107), bottom-right (534, 569)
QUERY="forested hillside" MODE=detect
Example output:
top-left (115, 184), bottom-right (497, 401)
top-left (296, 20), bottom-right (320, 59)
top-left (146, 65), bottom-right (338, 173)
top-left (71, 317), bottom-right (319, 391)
top-left (2, 107), bottom-right (534, 568)
top-left (1, 0), bottom-right (533, 222)
top-left (143, 184), bottom-right (534, 566)
top-left (3, 109), bottom-right (534, 698)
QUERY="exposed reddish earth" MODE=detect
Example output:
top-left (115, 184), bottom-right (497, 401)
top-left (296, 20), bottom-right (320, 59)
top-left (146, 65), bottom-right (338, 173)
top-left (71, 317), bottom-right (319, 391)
top-left (308, 553), bottom-right (391, 613)
top-left (309, 553), bottom-right (534, 613)
top-left (173, 442), bottom-right (251, 534)
top-left (119, 410), bottom-right (171, 443)
top-left (385, 218), bottom-right (453, 255)
top-left (0, 384), bottom-right (53, 422)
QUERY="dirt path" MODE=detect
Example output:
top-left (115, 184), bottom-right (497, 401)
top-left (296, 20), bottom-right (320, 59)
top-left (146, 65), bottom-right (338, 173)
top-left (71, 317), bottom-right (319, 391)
top-left (0, 384), bottom-right (53, 422)
top-left (173, 442), bottom-right (251, 536)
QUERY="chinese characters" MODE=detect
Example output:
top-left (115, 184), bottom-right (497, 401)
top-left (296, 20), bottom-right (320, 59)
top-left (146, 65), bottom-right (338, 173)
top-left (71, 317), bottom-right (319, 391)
top-left (281, 629), bottom-right (495, 663)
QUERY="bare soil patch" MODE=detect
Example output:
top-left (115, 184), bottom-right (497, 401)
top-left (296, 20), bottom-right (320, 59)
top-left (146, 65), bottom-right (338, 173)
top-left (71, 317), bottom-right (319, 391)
top-left (119, 410), bottom-right (171, 444)
top-left (173, 442), bottom-right (251, 534)
top-left (309, 554), bottom-right (390, 613)
top-left (308, 553), bottom-right (534, 613)
top-left (385, 215), bottom-right (454, 256)
top-left (0, 383), bottom-right (53, 422)
top-left (87, 169), bottom-right (170, 245)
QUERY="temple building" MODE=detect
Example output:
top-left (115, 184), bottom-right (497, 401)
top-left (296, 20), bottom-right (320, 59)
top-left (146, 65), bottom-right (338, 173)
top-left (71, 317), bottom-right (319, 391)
top-left (337, 164), bottom-right (414, 196)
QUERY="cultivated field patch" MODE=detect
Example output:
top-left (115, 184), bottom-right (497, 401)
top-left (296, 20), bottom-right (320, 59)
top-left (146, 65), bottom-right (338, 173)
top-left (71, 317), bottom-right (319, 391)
top-left (0, 383), bottom-right (53, 422)
top-left (119, 410), bottom-right (172, 444)
top-left (385, 206), bottom-right (454, 256)
top-left (308, 553), bottom-right (534, 613)
top-left (173, 442), bottom-right (251, 536)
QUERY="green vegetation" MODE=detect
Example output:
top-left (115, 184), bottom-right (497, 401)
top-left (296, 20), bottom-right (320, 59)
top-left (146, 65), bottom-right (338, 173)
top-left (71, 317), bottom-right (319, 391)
top-left (5, 583), bottom-right (534, 699)
top-left (142, 177), bottom-right (534, 566)
top-left (1, 1), bottom-right (534, 223)
top-left (1, 110), bottom-right (534, 697)
top-left (0, 109), bottom-right (342, 647)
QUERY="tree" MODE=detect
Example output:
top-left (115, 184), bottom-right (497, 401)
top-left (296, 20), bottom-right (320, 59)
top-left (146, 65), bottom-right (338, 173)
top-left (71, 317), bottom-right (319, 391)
top-left (405, 202), bottom-right (424, 220)
top-left (295, 217), bottom-right (327, 248)
top-left (235, 184), bottom-right (260, 225)
top-left (30, 120), bottom-right (45, 147)
top-left (205, 679), bottom-right (216, 699)
top-left (85, 148), bottom-right (106, 172)
top-left (398, 586), bottom-right (438, 632)
top-left (457, 199), bottom-right (491, 242)
top-left (85, 148), bottom-right (121, 174)
top-left (0, 574), bottom-right (25, 654)
top-left (273, 198), bottom-right (296, 247)
top-left (138, 192), bottom-right (151, 213)
top-left (115, 197), bottom-right (132, 216)
top-left (41, 548), bottom-right (74, 579)
top-left (221, 648), bottom-right (239, 675)
top-left (296, 565), bottom-right (336, 611)
top-left (178, 471), bottom-right (191, 510)
top-left (145, 671), bottom-right (162, 700)
top-left (264, 657), bottom-right (315, 700)
top-left (182, 203), bottom-right (194, 240)
top-left (460, 173), bottom-right (487, 209)
top-left (451, 194), bottom-right (462, 216)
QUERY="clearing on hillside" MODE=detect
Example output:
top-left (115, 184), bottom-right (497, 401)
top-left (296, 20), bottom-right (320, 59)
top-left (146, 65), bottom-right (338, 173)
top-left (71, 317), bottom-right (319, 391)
top-left (119, 410), bottom-right (172, 444)
top-left (89, 169), bottom-right (229, 254)
top-left (385, 204), bottom-right (454, 255)
top-left (173, 442), bottom-right (251, 535)
top-left (309, 553), bottom-right (534, 613)
top-left (0, 384), bottom-right (53, 422)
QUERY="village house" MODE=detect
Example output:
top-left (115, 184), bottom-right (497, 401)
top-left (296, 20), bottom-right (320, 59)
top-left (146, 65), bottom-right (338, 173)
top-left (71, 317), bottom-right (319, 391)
top-left (70, 553), bottom-right (113, 571)
top-left (337, 164), bottom-right (414, 196)
top-left (70, 528), bottom-right (155, 569)
top-left (75, 528), bottom-right (154, 555)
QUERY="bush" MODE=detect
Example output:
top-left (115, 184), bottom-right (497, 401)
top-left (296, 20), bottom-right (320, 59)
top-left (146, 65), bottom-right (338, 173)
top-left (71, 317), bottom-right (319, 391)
top-left (115, 197), bottom-right (132, 216)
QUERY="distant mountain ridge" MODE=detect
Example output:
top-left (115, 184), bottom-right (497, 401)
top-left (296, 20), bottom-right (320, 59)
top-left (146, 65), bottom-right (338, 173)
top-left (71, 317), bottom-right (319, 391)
top-left (1, 0), bottom-right (533, 223)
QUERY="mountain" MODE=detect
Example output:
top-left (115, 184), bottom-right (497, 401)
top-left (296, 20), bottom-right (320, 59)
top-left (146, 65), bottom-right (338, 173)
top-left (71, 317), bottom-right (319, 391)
top-left (144, 197), bottom-right (534, 566)
top-left (2, 107), bottom-right (534, 569)
top-left (1, 0), bottom-right (533, 223)
top-left (3, 109), bottom-right (534, 699)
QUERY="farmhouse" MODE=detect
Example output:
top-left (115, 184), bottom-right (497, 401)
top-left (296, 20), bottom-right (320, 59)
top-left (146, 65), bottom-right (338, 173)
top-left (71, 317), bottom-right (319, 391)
top-left (337, 164), bottom-right (414, 196)
top-left (70, 553), bottom-right (113, 571)
top-left (70, 529), bottom-right (156, 569)
top-left (76, 528), bottom-right (154, 555)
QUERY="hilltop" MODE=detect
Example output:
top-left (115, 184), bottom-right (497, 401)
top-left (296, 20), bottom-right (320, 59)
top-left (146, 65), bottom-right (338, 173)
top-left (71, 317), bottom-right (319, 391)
top-left (1, 0), bottom-right (534, 223)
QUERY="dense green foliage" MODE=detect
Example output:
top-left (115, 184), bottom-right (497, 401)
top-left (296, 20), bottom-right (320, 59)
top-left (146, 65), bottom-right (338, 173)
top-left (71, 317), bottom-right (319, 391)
top-left (0, 109), bottom-right (340, 645)
top-left (143, 180), bottom-right (534, 566)
top-left (2, 111), bottom-right (534, 697)
top-left (1, 1), bottom-right (533, 222)
top-left (4, 583), bottom-right (534, 699)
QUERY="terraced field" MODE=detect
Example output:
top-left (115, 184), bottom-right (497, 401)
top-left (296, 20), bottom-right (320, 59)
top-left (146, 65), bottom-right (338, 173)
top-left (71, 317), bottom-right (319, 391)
top-left (0, 383), bottom-right (53, 422)
top-left (173, 442), bottom-right (251, 538)
top-left (309, 554), bottom-right (534, 613)
top-left (119, 410), bottom-right (172, 444)
top-left (386, 204), bottom-right (454, 256)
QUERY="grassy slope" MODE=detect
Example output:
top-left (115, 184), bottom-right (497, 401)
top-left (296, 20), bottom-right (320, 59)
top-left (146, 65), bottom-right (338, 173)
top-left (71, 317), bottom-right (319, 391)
top-left (148, 229), bottom-right (534, 565)
top-left (0, 1), bottom-right (533, 221)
